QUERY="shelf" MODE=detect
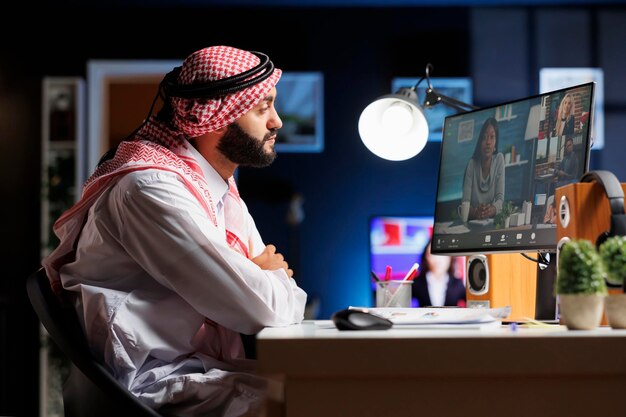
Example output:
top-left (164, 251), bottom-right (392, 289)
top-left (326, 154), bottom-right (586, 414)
top-left (505, 160), bottom-right (529, 167)
top-left (41, 76), bottom-right (85, 417)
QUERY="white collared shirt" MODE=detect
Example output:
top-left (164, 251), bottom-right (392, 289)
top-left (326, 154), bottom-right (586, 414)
top-left (426, 272), bottom-right (450, 307)
top-left (57, 140), bottom-right (307, 415)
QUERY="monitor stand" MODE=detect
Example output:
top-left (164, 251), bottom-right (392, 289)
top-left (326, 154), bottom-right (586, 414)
top-left (534, 251), bottom-right (558, 321)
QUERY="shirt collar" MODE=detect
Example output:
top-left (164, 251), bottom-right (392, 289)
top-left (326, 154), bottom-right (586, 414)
top-left (426, 272), bottom-right (450, 286)
top-left (185, 139), bottom-right (229, 204)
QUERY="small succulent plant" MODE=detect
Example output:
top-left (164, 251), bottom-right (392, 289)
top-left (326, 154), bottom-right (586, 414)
top-left (556, 239), bottom-right (607, 295)
top-left (599, 235), bottom-right (626, 287)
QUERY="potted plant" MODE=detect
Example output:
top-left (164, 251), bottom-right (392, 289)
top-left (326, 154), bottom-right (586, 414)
top-left (494, 201), bottom-right (514, 229)
top-left (598, 235), bottom-right (626, 329)
top-left (556, 239), bottom-right (607, 330)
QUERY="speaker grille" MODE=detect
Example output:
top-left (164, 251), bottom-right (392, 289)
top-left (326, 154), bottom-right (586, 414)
top-left (468, 257), bottom-right (487, 294)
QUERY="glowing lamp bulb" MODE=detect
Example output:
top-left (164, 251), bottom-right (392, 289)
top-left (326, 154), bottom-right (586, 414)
top-left (381, 102), bottom-right (413, 135)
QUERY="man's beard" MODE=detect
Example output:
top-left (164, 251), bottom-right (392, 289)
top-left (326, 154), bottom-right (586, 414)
top-left (217, 123), bottom-right (277, 168)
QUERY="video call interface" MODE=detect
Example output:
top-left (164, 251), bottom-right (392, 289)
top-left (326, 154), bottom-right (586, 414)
top-left (432, 82), bottom-right (594, 255)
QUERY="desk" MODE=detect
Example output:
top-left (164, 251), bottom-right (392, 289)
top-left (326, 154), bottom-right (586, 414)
top-left (257, 321), bottom-right (626, 417)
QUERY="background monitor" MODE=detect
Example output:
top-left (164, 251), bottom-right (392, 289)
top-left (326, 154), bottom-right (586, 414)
top-left (431, 82), bottom-right (594, 256)
top-left (391, 77), bottom-right (473, 142)
top-left (369, 215), bottom-right (465, 306)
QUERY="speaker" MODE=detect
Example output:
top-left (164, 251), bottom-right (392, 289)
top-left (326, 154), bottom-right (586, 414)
top-left (555, 171), bottom-right (626, 323)
top-left (467, 255), bottom-right (489, 296)
top-left (557, 170), bottom-right (626, 249)
top-left (466, 253), bottom-right (538, 321)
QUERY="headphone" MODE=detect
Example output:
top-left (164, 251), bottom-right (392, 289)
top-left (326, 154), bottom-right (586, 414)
top-left (160, 51), bottom-right (275, 99)
top-left (579, 170), bottom-right (626, 248)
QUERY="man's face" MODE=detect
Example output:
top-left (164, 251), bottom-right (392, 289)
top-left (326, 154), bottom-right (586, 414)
top-left (217, 87), bottom-right (282, 167)
top-left (565, 140), bottom-right (574, 155)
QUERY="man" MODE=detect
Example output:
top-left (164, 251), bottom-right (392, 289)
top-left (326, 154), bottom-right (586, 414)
top-left (555, 136), bottom-right (579, 188)
top-left (43, 46), bottom-right (307, 417)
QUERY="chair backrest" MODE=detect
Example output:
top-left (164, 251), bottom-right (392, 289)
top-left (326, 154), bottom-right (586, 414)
top-left (26, 268), bottom-right (163, 417)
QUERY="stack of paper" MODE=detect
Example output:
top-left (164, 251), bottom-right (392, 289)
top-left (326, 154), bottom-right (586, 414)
top-left (349, 306), bottom-right (510, 329)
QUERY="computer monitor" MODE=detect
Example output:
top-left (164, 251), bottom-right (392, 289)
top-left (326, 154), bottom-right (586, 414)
top-left (369, 215), bottom-right (466, 306)
top-left (370, 215), bottom-right (433, 280)
top-left (431, 82), bottom-right (594, 256)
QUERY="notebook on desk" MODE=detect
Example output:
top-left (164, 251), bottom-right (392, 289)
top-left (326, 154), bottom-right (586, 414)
top-left (348, 306), bottom-right (510, 329)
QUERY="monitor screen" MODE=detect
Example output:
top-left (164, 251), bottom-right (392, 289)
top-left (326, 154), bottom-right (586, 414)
top-left (540, 68), bottom-right (604, 150)
top-left (370, 216), bottom-right (434, 281)
top-left (431, 82), bottom-right (594, 255)
top-left (369, 215), bottom-right (466, 306)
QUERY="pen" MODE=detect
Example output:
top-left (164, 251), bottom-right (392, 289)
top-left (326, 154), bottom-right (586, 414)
top-left (402, 262), bottom-right (419, 281)
top-left (374, 270), bottom-right (393, 306)
top-left (384, 265), bottom-right (392, 281)
top-left (383, 263), bottom-right (419, 308)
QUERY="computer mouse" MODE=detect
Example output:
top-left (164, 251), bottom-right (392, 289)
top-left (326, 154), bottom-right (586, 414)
top-left (331, 308), bottom-right (393, 331)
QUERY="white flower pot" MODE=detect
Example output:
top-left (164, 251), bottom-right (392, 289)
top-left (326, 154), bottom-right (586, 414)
top-left (559, 294), bottom-right (605, 330)
top-left (605, 294), bottom-right (626, 329)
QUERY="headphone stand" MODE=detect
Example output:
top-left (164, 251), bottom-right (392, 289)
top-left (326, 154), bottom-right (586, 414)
top-left (534, 250), bottom-right (558, 321)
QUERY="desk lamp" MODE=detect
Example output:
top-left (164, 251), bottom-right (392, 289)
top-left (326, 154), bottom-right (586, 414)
top-left (358, 63), bottom-right (478, 161)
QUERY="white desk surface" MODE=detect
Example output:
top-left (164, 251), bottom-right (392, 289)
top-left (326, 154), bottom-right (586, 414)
top-left (258, 319), bottom-right (626, 339)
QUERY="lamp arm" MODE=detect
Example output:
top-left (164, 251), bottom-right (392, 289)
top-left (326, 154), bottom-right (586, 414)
top-left (423, 87), bottom-right (478, 113)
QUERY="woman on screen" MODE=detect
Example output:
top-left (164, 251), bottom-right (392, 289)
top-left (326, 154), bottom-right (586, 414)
top-left (412, 241), bottom-right (466, 307)
top-left (554, 92), bottom-right (576, 140)
top-left (462, 117), bottom-right (505, 220)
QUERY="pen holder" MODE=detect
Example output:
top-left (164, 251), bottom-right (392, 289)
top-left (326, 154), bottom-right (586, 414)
top-left (376, 280), bottom-right (413, 308)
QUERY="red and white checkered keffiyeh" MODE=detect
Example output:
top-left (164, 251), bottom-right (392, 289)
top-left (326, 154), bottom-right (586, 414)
top-left (171, 45), bottom-right (282, 137)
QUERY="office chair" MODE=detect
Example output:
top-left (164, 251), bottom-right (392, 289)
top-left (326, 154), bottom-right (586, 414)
top-left (26, 268), bottom-right (164, 417)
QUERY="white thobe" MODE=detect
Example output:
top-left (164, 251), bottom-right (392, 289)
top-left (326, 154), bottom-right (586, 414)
top-left (54, 142), bottom-right (307, 416)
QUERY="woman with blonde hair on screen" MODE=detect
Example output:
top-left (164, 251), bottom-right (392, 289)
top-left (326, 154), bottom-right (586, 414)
top-left (554, 92), bottom-right (576, 139)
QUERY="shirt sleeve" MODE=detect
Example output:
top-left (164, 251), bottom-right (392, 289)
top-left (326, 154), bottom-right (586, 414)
top-left (109, 170), bottom-right (307, 335)
top-left (239, 198), bottom-right (266, 259)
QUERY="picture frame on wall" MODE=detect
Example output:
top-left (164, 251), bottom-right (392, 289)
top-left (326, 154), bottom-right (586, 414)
top-left (391, 77), bottom-right (473, 142)
top-left (87, 60), bottom-right (180, 182)
top-left (274, 72), bottom-right (324, 153)
top-left (539, 67), bottom-right (604, 150)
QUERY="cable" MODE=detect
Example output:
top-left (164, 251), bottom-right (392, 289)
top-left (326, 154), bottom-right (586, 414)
top-left (424, 63), bottom-right (434, 90)
top-left (520, 252), bottom-right (551, 270)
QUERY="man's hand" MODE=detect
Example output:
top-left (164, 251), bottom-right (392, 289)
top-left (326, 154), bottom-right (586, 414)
top-left (249, 243), bottom-right (294, 278)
